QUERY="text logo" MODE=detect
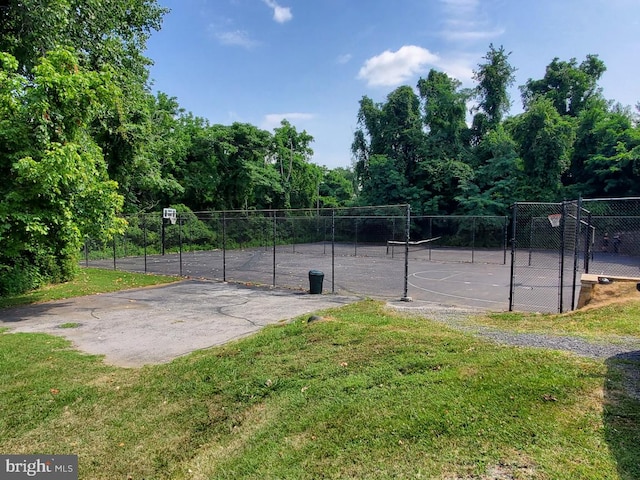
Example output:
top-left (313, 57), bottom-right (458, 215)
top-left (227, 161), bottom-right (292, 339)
top-left (1, 455), bottom-right (77, 479)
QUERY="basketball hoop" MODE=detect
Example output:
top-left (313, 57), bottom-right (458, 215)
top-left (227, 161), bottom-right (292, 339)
top-left (548, 214), bottom-right (561, 227)
top-left (163, 208), bottom-right (177, 225)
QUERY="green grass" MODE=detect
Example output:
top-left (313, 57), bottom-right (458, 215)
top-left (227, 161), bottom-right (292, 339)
top-left (475, 300), bottom-right (640, 342)
top-left (1, 300), bottom-right (638, 479)
top-left (0, 267), bottom-right (180, 308)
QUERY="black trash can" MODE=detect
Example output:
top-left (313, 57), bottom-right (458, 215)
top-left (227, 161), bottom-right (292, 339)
top-left (308, 270), bottom-right (324, 294)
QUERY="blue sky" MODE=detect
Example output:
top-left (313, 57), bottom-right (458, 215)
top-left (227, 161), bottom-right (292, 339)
top-left (145, 0), bottom-right (640, 169)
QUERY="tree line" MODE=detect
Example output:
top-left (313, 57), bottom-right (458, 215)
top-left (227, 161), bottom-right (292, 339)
top-left (353, 45), bottom-right (640, 216)
top-left (1, 1), bottom-right (638, 294)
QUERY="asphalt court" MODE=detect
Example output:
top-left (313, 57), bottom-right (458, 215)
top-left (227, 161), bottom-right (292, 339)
top-left (1, 280), bottom-right (358, 367)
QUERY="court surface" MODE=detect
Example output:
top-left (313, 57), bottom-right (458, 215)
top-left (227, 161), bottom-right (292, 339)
top-left (1, 280), bottom-right (358, 367)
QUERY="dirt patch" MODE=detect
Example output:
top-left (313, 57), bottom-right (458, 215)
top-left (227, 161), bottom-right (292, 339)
top-left (584, 281), bottom-right (640, 309)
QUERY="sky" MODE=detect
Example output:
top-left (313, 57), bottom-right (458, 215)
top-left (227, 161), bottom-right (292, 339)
top-left (145, 0), bottom-right (640, 169)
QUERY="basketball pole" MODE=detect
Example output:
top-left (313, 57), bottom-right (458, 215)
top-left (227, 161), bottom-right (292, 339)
top-left (401, 204), bottom-right (412, 302)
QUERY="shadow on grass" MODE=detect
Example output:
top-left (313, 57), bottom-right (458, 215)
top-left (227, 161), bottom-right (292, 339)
top-left (604, 350), bottom-right (640, 480)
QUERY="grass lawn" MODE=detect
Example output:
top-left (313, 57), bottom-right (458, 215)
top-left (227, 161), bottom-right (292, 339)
top-left (1, 274), bottom-right (639, 479)
top-left (0, 267), bottom-right (180, 309)
top-left (473, 282), bottom-right (640, 342)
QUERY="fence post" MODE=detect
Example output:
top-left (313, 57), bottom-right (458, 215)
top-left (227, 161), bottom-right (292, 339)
top-left (84, 237), bottom-right (89, 267)
top-left (558, 202), bottom-right (567, 313)
top-left (584, 210), bottom-right (592, 273)
top-left (508, 203), bottom-right (518, 311)
top-left (222, 212), bottom-right (227, 282)
top-left (161, 216), bottom-right (165, 256)
top-left (402, 204), bottom-right (411, 301)
top-left (502, 216), bottom-right (508, 265)
top-left (354, 218), bottom-right (358, 256)
top-left (570, 198), bottom-right (583, 310)
top-left (179, 214), bottom-right (183, 277)
top-left (429, 217), bottom-right (433, 261)
top-left (143, 216), bottom-right (147, 273)
top-left (331, 209), bottom-right (335, 294)
top-left (471, 217), bottom-right (476, 263)
top-left (113, 236), bottom-right (117, 270)
top-left (273, 210), bottom-right (277, 288)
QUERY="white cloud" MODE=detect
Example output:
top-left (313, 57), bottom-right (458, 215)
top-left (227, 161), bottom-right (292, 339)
top-left (263, 0), bottom-right (292, 23)
top-left (337, 53), bottom-right (352, 65)
top-left (214, 29), bottom-right (258, 48)
top-left (357, 45), bottom-right (439, 87)
top-left (262, 112), bottom-right (315, 130)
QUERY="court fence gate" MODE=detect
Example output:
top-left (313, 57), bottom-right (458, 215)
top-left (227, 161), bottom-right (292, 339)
top-left (509, 197), bottom-right (640, 313)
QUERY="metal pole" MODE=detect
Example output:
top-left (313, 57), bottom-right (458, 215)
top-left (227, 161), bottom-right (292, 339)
top-left (179, 215), bottom-right (183, 277)
top-left (331, 209), bottom-right (335, 294)
top-left (528, 217), bottom-right (534, 267)
top-left (113, 236), bottom-right (117, 270)
top-left (354, 218), bottom-right (358, 256)
top-left (402, 204), bottom-right (411, 301)
top-left (84, 237), bottom-right (89, 267)
top-left (508, 204), bottom-right (518, 311)
top-left (222, 213), bottom-right (227, 282)
top-left (143, 217), bottom-right (147, 273)
top-left (429, 217), bottom-right (433, 261)
top-left (323, 217), bottom-right (327, 255)
top-left (471, 217), bottom-right (476, 263)
top-left (273, 211), bottom-right (277, 288)
top-left (584, 211), bottom-right (592, 273)
top-left (559, 202), bottom-right (567, 313)
top-left (161, 217), bottom-right (165, 256)
top-left (503, 216), bottom-right (508, 265)
top-left (570, 198), bottom-right (582, 310)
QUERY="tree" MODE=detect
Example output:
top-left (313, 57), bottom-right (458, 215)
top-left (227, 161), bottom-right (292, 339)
top-left (0, 49), bottom-right (125, 294)
top-left (418, 69), bottom-right (471, 156)
top-left (458, 125), bottom-right (523, 214)
top-left (269, 120), bottom-right (317, 209)
top-left (352, 87), bottom-right (425, 205)
top-left (520, 55), bottom-right (606, 117)
top-left (1, 0), bottom-right (169, 212)
top-left (471, 44), bottom-right (516, 142)
top-left (510, 97), bottom-right (576, 200)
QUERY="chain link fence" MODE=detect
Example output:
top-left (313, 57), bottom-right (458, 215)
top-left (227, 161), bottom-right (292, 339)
top-left (84, 205), bottom-right (411, 299)
top-left (84, 198), bottom-right (639, 310)
top-left (509, 198), bottom-right (640, 313)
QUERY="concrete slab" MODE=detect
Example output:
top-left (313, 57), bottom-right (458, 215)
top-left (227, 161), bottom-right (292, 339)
top-left (0, 280), bottom-right (358, 368)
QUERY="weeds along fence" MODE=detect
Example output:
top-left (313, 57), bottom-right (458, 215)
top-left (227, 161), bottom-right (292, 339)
top-left (83, 206), bottom-right (508, 299)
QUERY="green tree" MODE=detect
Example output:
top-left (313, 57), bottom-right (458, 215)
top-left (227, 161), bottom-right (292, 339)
top-left (1, 0), bottom-right (169, 212)
top-left (0, 49), bottom-right (125, 294)
top-left (471, 44), bottom-right (516, 142)
top-left (269, 120), bottom-right (317, 209)
top-left (568, 104), bottom-right (640, 197)
top-left (458, 125), bottom-right (523, 214)
top-left (319, 167), bottom-right (356, 208)
top-left (418, 69), bottom-right (471, 157)
top-left (510, 97), bottom-right (576, 200)
top-left (520, 55), bottom-right (606, 117)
